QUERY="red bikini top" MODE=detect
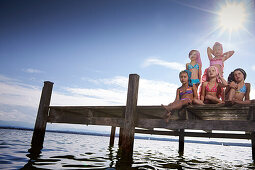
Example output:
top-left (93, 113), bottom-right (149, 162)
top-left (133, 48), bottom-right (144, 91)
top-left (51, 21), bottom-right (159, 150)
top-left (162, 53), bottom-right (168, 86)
top-left (206, 82), bottom-right (217, 92)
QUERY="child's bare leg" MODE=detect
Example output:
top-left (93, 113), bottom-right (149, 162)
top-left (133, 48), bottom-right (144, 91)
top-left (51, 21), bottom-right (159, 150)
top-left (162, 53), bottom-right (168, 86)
top-left (161, 99), bottom-right (190, 122)
top-left (193, 99), bottom-right (205, 105)
top-left (226, 88), bottom-right (236, 101)
top-left (205, 95), bottom-right (223, 104)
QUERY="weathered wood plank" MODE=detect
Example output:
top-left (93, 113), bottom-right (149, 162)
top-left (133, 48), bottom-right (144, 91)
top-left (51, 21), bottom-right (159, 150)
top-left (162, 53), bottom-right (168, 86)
top-left (48, 116), bottom-right (123, 127)
top-left (135, 129), bottom-right (251, 139)
top-left (179, 129), bottom-right (184, 154)
top-left (31, 81), bottom-right (54, 151)
top-left (120, 74), bottom-right (139, 160)
top-left (137, 119), bottom-right (255, 131)
top-left (109, 126), bottom-right (116, 147)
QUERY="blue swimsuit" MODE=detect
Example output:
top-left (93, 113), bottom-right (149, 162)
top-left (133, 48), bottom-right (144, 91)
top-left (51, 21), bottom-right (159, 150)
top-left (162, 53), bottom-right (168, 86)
top-left (188, 64), bottom-right (200, 85)
top-left (236, 84), bottom-right (247, 93)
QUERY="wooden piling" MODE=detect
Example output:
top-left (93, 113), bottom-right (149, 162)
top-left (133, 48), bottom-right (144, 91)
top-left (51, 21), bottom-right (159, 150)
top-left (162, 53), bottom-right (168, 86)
top-left (31, 81), bottom-right (53, 151)
top-left (109, 126), bottom-right (116, 147)
top-left (118, 127), bottom-right (123, 146)
top-left (120, 74), bottom-right (139, 159)
top-left (179, 129), bottom-right (185, 155)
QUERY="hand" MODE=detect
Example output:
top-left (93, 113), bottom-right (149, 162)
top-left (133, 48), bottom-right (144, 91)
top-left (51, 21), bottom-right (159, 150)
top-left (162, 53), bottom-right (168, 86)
top-left (229, 81), bottom-right (237, 89)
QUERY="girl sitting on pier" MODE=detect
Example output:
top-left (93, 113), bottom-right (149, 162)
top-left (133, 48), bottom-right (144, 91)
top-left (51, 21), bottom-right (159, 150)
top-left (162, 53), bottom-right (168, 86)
top-left (161, 70), bottom-right (204, 122)
top-left (200, 66), bottom-right (228, 104)
top-left (186, 50), bottom-right (202, 88)
top-left (225, 68), bottom-right (251, 105)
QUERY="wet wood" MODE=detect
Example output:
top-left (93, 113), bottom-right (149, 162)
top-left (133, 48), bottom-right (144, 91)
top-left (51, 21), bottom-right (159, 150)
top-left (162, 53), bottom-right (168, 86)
top-left (109, 126), bottom-right (116, 147)
top-left (135, 129), bottom-right (251, 139)
top-left (179, 129), bottom-right (184, 155)
top-left (31, 81), bottom-right (53, 151)
top-left (137, 119), bottom-right (255, 131)
top-left (120, 74), bottom-right (139, 159)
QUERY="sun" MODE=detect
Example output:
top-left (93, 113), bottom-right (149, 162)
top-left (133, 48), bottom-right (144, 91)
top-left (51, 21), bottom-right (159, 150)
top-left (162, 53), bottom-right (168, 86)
top-left (218, 2), bottom-right (247, 31)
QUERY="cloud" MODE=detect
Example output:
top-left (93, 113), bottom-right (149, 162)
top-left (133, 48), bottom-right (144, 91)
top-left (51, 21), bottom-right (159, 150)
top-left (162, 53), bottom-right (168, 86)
top-left (0, 74), bottom-right (178, 125)
top-left (143, 58), bottom-right (185, 71)
top-left (23, 68), bottom-right (43, 73)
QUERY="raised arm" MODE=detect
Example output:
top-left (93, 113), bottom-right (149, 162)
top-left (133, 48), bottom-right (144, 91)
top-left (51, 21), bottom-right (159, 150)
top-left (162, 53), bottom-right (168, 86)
top-left (207, 47), bottom-right (213, 60)
top-left (222, 50), bottom-right (234, 61)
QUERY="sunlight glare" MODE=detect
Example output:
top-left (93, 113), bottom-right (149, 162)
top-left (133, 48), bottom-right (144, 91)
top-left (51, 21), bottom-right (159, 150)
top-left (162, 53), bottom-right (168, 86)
top-left (218, 2), bottom-right (247, 31)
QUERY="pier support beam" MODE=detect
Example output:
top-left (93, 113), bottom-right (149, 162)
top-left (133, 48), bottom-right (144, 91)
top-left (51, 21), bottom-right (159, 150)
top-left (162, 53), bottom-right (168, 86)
top-left (30, 81), bottom-right (53, 151)
top-left (109, 126), bottom-right (116, 147)
top-left (179, 129), bottom-right (185, 155)
top-left (120, 74), bottom-right (139, 160)
top-left (118, 127), bottom-right (123, 146)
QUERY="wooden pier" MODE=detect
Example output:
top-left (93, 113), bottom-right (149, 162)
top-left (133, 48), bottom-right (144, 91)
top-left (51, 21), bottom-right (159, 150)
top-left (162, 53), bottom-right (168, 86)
top-left (30, 74), bottom-right (255, 161)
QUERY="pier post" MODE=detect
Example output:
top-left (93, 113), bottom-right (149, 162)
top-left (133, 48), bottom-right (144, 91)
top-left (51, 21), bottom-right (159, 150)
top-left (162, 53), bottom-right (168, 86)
top-left (30, 81), bottom-right (53, 151)
top-left (109, 126), bottom-right (116, 147)
top-left (118, 127), bottom-right (123, 146)
top-left (120, 74), bottom-right (139, 159)
top-left (179, 129), bottom-right (185, 155)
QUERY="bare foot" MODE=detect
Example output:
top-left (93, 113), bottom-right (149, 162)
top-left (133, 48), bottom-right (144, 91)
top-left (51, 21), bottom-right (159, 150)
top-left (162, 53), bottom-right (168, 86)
top-left (161, 104), bottom-right (170, 112)
top-left (161, 104), bottom-right (172, 123)
top-left (164, 111), bottom-right (172, 123)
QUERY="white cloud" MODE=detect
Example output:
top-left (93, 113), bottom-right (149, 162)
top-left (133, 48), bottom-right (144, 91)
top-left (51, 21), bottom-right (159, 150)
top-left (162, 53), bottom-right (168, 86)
top-left (143, 58), bottom-right (185, 71)
top-left (23, 68), bottom-right (43, 73)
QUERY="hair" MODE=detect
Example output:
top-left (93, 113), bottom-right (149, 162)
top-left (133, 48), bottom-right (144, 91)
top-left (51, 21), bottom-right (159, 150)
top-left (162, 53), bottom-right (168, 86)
top-left (206, 66), bottom-right (219, 81)
top-left (213, 42), bottom-right (223, 51)
top-left (189, 50), bottom-right (202, 68)
top-left (228, 68), bottom-right (246, 83)
top-left (179, 70), bottom-right (193, 87)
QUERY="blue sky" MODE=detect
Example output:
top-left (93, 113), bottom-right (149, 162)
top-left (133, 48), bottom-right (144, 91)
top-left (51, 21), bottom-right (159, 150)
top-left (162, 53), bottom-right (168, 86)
top-left (0, 0), bottom-right (255, 132)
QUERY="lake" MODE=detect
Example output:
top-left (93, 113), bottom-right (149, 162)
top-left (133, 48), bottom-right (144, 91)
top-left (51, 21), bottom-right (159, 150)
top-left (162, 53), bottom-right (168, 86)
top-left (0, 128), bottom-right (254, 169)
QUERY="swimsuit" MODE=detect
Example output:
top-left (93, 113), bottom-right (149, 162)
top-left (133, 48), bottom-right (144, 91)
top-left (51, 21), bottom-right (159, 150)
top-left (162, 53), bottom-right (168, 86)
top-left (188, 63), bottom-right (199, 70)
top-left (179, 86), bottom-right (193, 100)
top-left (206, 82), bottom-right (217, 92)
top-left (188, 64), bottom-right (200, 85)
top-left (210, 58), bottom-right (224, 68)
top-left (190, 79), bottom-right (200, 85)
top-left (236, 84), bottom-right (246, 93)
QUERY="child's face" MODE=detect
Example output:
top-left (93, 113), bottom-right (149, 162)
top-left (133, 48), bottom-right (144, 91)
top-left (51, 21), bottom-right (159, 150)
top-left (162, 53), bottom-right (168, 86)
top-left (208, 67), bottom-right (217, 78)
top-left (213, 45), bottom-right (223, 57)
top-left (234, 70), bottom-right (244, 82)
top-left (179, 72), bottom-right (188, 84)
top-left (189, 51), bottom-right (197, 61)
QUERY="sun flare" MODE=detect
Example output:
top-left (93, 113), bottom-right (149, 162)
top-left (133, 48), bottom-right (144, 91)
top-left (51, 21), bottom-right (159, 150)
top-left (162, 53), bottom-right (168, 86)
top-left (218, 2), bottom-right (247, 31)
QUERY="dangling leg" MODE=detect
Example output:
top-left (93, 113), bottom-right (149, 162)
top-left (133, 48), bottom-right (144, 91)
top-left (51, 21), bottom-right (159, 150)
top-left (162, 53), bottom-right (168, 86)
top-left (162, 99), bottom-right (191, 122)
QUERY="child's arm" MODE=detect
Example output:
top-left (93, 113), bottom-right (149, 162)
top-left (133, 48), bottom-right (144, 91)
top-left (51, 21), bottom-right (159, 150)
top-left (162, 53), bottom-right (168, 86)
top-left (174, 88), bottom-right (180, 101)
top-left (200, 82), bottom-right (206, 101)
top-left (222, 50), bottom-right (234, 61)
top-left (186, 63), bottom-right (189, 70)
top-left (192, 85), bottom-right (198, 99)
top-left (244, 83), bottom-right (250, 101)
top-left (207, 47), bottom-right (213, 60)
top-left (218, 75), bottom-right (228, 87)
top-left (198, 64), bottom-right (202, 83)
